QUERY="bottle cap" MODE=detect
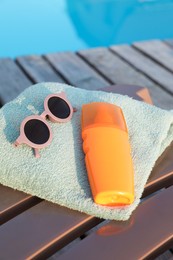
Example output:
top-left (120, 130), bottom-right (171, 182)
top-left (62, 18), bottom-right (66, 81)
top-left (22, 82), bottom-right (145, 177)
top-left (81, 102), bottom-right (127, 132)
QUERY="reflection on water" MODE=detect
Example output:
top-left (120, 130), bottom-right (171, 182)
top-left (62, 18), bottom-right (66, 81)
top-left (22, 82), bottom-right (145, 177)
top-left (66, 0), bottom-right (135, 46)
top-left (66, 0), bottom-right (173, 46)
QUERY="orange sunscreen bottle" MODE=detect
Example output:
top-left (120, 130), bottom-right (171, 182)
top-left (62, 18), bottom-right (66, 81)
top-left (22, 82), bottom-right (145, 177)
top-left (81, 102), bottom-right (134, 206)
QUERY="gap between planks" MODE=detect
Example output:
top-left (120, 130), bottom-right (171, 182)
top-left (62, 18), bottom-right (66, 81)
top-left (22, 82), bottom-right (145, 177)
top-left (109, 45), bottom-right (173, 96)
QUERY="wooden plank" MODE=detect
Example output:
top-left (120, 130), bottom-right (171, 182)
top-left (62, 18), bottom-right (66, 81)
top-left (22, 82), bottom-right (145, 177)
top-left (133, 40), bottom-right (173, 73)
top-left (51, 247), bottom-right (173, 260)
top-left (0, 201), bottom-right (102, 260)
top-left (164, 39), bottom-right (173, 49)
top-left (0, 185), bottom-right (32, 213)
top-left (143, 141), bottom-right (173, 198)
top-left (16, 55), bottom-right (65, 83)
top-left (79, 48), bottom-right (173, 109)
top-left (79, 47), bottom-right (153, 85)
top-left (110, 45), bottom-right (173, 95)
top-left (155, 251), bottom-right (173, 260)
top-left (0, 58), bottom-right (32, 104)
top-left (45, 52), bottom-right (109, 90)
top-left (56, 186), bottom-right (173, 260)
top-left (0, 185), bottom-right (41, 225)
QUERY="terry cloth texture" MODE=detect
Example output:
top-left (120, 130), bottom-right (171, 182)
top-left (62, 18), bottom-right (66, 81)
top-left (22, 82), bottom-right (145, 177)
top-left (0, 82), bottom-right (173, 221)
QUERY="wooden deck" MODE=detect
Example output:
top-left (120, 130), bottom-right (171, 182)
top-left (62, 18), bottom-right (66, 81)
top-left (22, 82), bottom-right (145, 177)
top-left (0, 39), bottom-right (173, 259)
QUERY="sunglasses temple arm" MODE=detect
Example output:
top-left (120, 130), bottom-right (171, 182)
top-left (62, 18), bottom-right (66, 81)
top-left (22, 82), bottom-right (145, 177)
top-left (14, 136), bottom-right (22, 147)
top-left (34, 148), bottom-right (40, 158)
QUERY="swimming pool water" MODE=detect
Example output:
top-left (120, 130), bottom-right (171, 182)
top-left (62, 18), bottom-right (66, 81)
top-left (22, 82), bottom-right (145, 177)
top-left (0, 0), bottom-right (173, 57)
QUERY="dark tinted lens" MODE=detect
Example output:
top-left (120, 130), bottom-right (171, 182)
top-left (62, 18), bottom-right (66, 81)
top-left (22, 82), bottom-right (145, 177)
top-left (24, 119), bottom-right (50, 144)
top-left (48, 97), bottom-right (70, 119)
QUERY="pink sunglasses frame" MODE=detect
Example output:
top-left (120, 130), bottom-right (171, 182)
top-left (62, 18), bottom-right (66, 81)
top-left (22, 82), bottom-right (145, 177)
top-left (14, 92), bottom-right (76, 158)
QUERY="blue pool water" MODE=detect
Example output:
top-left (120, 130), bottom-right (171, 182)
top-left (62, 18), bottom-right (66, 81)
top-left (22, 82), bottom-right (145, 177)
top-left (0, 0), bottom-right (173, 58)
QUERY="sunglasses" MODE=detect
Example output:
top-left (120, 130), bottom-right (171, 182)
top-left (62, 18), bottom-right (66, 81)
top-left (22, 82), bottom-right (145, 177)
top-left (14, 92), bottom-right (76, 158)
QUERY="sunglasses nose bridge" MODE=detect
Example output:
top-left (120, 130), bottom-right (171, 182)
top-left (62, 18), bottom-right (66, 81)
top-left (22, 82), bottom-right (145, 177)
top-left (40, 111), bottom-right (47, 119)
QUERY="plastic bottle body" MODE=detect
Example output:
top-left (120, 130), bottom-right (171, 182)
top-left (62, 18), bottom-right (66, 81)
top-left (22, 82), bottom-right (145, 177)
top-left (81, 102), bottom-right (134, 206)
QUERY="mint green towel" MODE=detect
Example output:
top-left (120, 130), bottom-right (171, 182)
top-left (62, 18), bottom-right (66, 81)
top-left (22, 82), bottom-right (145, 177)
top-left (0, 82), bottom-right (173, 221)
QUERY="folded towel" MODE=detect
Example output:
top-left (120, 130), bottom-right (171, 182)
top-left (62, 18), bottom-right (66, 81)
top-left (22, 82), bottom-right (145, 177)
top-left (0, 82), bottom-right (173, 221)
